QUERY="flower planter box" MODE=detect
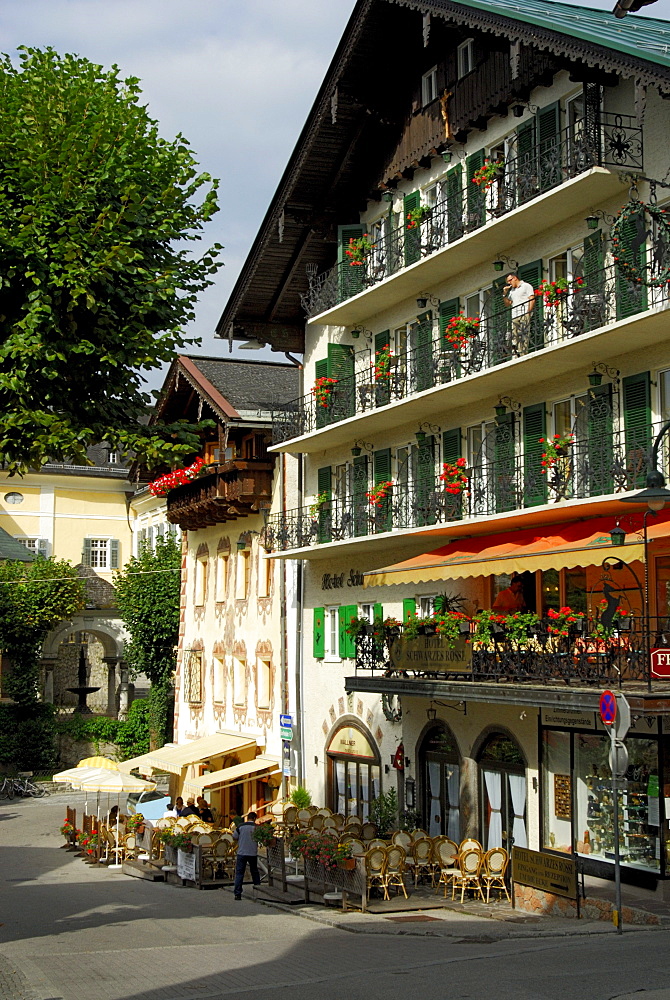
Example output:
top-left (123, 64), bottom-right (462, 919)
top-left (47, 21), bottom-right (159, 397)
top-left (337, 858), bottom-right (356, 870)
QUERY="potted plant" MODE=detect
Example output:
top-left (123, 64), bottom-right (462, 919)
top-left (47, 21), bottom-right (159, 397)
top-left (433, 610), bottom-right (472, 644)
top-left (344, 233), bottom-right (375, 266)
top-left (309, 491), bottom-right (330, 516)
top-left (535, 276), bottom-right (585, 308)
top-left (439, 458), bottom-right (469, 495)
top-left (472, 610), bottom-right (508, 645)
top-left (127, 813), bottom-right (145, 835)
top-left (546, 605), bottom-right (585, 637)
top-left (60, 819), bottom-right (78, 843)
top-left (472, 158), bottom-right (504, 190)
top-left (367, 480), bottom-right (393, 508)
top-left (406, 206), bottom-right (431, 230)
top-left (158, 829), bottom-right (193, 853)
top-left (539, 433), bottom-right (574, 472)
top-left (593, 599), bottom-right (629, 639)
top-left (374, 344), bottom-right (394, 382)
top-left (78, 830), bottom-right (99, 857)
top-left (369, 787), bottom-right (398, 837)
top-left (504, 612), bottom-right (540, 647)
top-left (335, 841), bottom-right (355, 870)
top-left (312, 376), bottom-right (338, 409)
top-left (443, 314), bottom-right (480, 352)
top-left (345, 614), bottom-right (373, 639)
top-left (290, 786), bottom-right (312, 809)
top-left (252, 821), bottom-right (276, 848)
top-left (383, 616), bottom-right (402, 639)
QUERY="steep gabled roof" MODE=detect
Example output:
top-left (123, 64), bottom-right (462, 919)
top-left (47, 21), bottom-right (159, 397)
top-left (0, 526), bottom-right (34, 562)
top-left (215, 0), bottom-right (670, 354)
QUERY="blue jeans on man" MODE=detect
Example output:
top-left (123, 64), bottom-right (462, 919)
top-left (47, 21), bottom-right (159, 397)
top-left (234, 854), bottom-right (260, 897)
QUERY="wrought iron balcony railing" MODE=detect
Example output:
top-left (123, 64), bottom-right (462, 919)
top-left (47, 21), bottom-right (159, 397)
top-left (274, 259), bottom-right (668, 446)
top-left (264, 420), bottom-right (667, 553)
top-left (354, 616), bottom-right (670, 689)
top-left (166, 460), bottom-right (273, 531)
top-left (301, 114), bottom-right (643, 318)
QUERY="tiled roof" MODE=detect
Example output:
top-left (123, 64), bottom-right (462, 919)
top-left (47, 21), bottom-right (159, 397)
top-left (184, 356), bottom-right (300, 413)
top-left (0, 527), bottom-right (34, 562)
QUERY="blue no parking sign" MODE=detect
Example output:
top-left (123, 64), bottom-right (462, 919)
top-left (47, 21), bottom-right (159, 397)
top-left (599, 689), bottom-right (617, 726)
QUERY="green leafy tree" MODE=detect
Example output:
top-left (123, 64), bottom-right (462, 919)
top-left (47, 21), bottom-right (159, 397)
top-left (114, 534), bottom-right (181, 747)
top-left (0, 47), bottom-right (222, 474)
top-left (0, 557), bottom-right (84, 706)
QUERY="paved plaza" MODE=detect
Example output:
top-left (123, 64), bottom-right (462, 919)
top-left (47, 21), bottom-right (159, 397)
top-left (3, 794), bottom-right (670, 1000)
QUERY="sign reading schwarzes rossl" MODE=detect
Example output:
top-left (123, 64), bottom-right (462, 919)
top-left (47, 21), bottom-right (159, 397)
top-left (389, 636), bottom-right (472, 673)
top-left (511, 847), bottom-right (577, 899)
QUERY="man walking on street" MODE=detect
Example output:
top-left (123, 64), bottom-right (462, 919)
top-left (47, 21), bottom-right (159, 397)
top-left (233, 811), bottom-right (261, 900)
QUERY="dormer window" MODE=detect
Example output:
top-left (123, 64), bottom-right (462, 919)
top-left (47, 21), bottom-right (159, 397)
top-left (421, 66), bottom-right (438, 106)
top-left (457, 39), bottom-right (474, 79)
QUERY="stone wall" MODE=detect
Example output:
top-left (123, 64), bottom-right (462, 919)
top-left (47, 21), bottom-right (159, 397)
top-left (55, 735), bottom-right (119, 770)
top-left (513, 882), bottom-right (664, 925)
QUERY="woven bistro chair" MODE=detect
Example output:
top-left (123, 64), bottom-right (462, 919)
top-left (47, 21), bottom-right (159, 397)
top-left (481, 847), bottom-right (511, 903)
top-left (452, 849), bottom-right (485, 903)
top-left (316, 807), bottom-right (333, 818)
top-left (411, 828), bottom-right (429, 842)
top-left (322, 816), bottom-right (338, 832)
top-left (297, 808), bottom-right (312, 828)
top-left (283, 805), bottom-right (298, 830)
top-left (360, 822), bottom-right (377, 842)
top-left (433, 838), bottom-right (460, 897)
top-left (122, 833), bottom-right (138, 860)
top-left (309, 813), bottom-right (325, 832)
top-left (410, 837), bottom-right (436, 886)
top-left (331, 812), bottom-right (345, 831)
top-left (367, 839), bottom-right (387, 850)
top-left (344, 819), bottom-right (362, 835)
top-left (347, 838), bottom-right (366, 857)
top-left (364, 846), bottom-right (387, 899)
top-left (391, 830), bottom-right (412, 852)
top-left (459, 837), bottom-right (483, 854)
top-left (382, 845), bottom-right (408, 899)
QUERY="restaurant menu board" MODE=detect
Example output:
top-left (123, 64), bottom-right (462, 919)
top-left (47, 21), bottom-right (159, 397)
top-left (554, 775), bottom-right (571, 820)
top-left (177, 849), bottom-right (197, 881)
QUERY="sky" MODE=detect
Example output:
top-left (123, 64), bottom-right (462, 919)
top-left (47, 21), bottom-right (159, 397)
top-left (1, 0), bottom-right (669, 381)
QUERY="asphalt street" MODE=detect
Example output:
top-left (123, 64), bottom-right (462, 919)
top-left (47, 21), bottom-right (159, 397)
top-left (3, 793), bottom-right (670, 1000)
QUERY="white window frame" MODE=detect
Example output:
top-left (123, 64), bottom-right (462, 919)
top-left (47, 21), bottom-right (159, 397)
top-left (213, 654), bottom-right (225, 705)
top-left (216, 551), bottom-right (229, 602)
top-left (324, 605), bottom-right (340, 662)
top-left (257, 658), bottom-right (271, 709)
top-left (457, 39), bottom-right (474, 79)
top-left (84, 537), bottom-right (118, 570)
top-left (419, 595), bottom-right (437, 617)
top-left (195, 556), bottom-right (207, 606)
top-left (233, 657), bottom-right (246, 706)
top-left (421, 66), bottom-right (438, 106)
top-left (15, 536), bottom-right (47, 556)
top-left (183, 650), bottom-right (203, 705)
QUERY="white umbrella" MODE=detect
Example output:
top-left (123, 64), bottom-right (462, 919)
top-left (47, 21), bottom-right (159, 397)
top-left (74, 770), bottom-right (157, 870)
top-left (53, 766), bottom-right (115, 819)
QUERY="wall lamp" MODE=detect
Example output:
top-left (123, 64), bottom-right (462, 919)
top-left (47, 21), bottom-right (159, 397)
top-left (416, 293), bottom-right (440, 310)
top-left (493, 253), bottom-right (519, 273)
top-left (588, 362), bottom-right (620, 388)
top-left (352, 439), bottom-right (374, 456)
top-left (585, 209), bottom-right (616, 231)
top-left (350, 326), bottom-right (372, 342)
top-left (426, 698), bottom-right (467, 717)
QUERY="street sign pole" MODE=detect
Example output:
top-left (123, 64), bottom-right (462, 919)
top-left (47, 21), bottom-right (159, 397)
top-left (610, 727), bottom-right (623, 934)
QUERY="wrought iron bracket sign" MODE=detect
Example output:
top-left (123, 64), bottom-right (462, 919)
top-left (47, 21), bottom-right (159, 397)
top-left (389, 635), bottom-right (472, 673)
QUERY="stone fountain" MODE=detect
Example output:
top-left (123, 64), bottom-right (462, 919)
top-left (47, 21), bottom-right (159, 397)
top-left (67, 646), bottom-right (100, 714)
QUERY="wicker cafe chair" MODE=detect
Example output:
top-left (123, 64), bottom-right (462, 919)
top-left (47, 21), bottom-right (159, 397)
top-left (316, 807), bottom-right (333, 818)
top-left (410, 837), bottom-right (436, 886)
top-left (361, 822), bottom-right (377, 842)
top-left (367, 839), bottom-right (387, 850)
top-left (123, 833), bottom-right (138, 860)
top-left (309, 814), bottom-right (325, 832)
top-left (297, 809), bottom-right (312, 828)
top-left (433, 838), bottom-right (460, 897)
top-left (391, 830), bottom-right (412, 851)
top-left (382, 845), bottom-right (408, 899)
top-left (459, 838), bottom-right (483, 854)
top-left (347, 838), bottom-right (366, 857)
top-left (283, 805), bottom-right (298, 828)
top-left (104, 828), bottom-right (124, 865)
top-left (364, 846), bottom-right (387, 899)
top-left (481, 847), bottom-right (511, 903)
top-left (331, 812), bottom-right (345, 830)
top-left (411, 828), bottom-right (429, 842)
top-left (344, 819), bottom-right (362, 835)
top-left (452, 849), bottom-right (485, 903)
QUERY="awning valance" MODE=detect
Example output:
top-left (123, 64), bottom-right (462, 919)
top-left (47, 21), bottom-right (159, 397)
top-left (182, 755), bottom-right (280, 797)
top-left (119, 732), bottom-right (258, 776)
top-left (363, 514), bottom-right (670, 588)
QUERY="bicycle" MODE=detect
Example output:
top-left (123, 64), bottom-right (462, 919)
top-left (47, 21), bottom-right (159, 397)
top-left (14, 775), bottom-right (48, 797)
top-left (0, 776), bottom-right (16, 799)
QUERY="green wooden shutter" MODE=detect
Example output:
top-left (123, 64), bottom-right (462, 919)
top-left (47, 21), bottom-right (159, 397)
top-left (523, 402), bottom-right (547, 507)
top-left (515, 118), bottom-right (536, 204)
top-left (338, 223), bottom-right (365, 301)
top-left (537, 101), bottom-right (561, 191)
top-left (403, 598), bottom-right (416, 622)
top-left (317, 465), bottom-right (332, 543)
top-left (490, 275), bottom-right (511, 364)
top-left (588, 383), bottom-right (614, 496)
top-left (517, 259), bottom-right (543, 352)
top-left (438, 298), bottom-right (461, 380)
top-left (373, 602), bottom-right (383, 623)
top-left (413, 310), bottom-right (434, 392)
top-left (372, 602), bottom-right (384, 657)
top-left (581, 231), bottom-right (605, 322)
top-left (345, 604), bottom-right (358, 658)
top-left (404, 190), bottom-right (421, 266)
top-left (615, 211), bottom-right (648, 319)
top-left (338, 606), bottom-right (348, 658)
top-left (622, 371), bottom-right (651, 488)
top-left (110, 539), bottom-right (120, 570)
top-left (466, 150), bottom-right (486, 228)
top-left (442, 427), bottom-right (463, 521)
top-left (494, 412), bottom-right (516, 513)
top-left (372, 447), bottom-right (392, 533)
top-left (314, 357), bottom-right (330, 429)
top-left (414, 434), bottom-right (436, 525)
top-left (374, 330), bottom-right (391, 406)
top-left (445, 164), bottom-right (463, 241)
top-left (327, 342), bottom-right (355, 419)
top-left (313, 607), bottom-right (325, 658)
top-left (82, 538), bottom-right (92, 566)
top-left (352, 454), bottom-right (369, 537)
top-left (439, 297), bottom-right (461, 337)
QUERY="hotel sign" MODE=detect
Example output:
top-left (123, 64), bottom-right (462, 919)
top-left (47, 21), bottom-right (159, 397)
top-left (389, 636), bottom-right (472, 673)
top-left (512, 847), bottom-right (577, 899)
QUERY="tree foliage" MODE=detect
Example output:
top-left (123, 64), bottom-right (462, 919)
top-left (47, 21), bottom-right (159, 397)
top-left (0, 47), bottom-right (222, 473)
top-left (0, 557), bottom-right (84, 705)
top-left (114, 534), bottom-right (180, 747)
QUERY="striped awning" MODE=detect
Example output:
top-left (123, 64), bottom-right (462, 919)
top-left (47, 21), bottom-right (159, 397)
top-left (119, 732), bottom-right (258, 776)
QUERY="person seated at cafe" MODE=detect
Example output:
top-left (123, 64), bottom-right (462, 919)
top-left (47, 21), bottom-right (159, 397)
top-left (492, 575), bottom-right (526, 613)
top-left (179, 797), bottom-right (200, 818)
top-left (163, 798), bottom-right (178, 818)
top-left (197, 796), bottom-right (214, 823)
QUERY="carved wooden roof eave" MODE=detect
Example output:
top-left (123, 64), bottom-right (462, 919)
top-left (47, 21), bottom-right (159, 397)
top-left (390, 0), bottom-right (670, 94)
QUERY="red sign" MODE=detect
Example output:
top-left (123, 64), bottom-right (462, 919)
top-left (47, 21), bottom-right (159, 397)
top-left (599, 690), bottom-right (617, 726)
top-left (651, 648), bottom-right (670, 678)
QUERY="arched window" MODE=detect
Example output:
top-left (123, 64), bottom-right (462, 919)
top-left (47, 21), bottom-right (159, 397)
top-left (326, 722), bottom-right (381, 821)
top-left (478, 731), bottom-right (527, 851)
top-left (419, 724), bottom-right (461, 839)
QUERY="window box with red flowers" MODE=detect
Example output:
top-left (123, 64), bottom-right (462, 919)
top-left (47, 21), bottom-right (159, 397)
top-left (444, 314), bottom-right (480, 352)
top-left (406, 206), bottom-right (431, 230)
top-left (312, 376), bottom-right (338, 409)
top-left (534, 277), bottom-right (584, 308)
top-left (148, 457), bottom-right (206, 497)
top-left (472, 158), bottom-right (504, 190)
top-left (539, 433), bottom-right (574, 472)
top-left (367, 480), bottom-right (393, 508)
top-left (345, 234), bottom-right (375, 266)
top-left (439, 458), bottom-right (468, 495)
top-left (374, 344), bottom-right (394, 382)
top-left (547, 606), bottom-right (584, 637)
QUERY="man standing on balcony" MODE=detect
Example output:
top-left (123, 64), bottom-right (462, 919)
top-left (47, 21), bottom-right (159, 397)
top-left (503, 273), bottom-right (535, 355)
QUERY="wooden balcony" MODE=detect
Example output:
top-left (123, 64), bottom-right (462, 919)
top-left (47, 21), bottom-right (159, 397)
top-left (166, 460), bottom-right (273, 530)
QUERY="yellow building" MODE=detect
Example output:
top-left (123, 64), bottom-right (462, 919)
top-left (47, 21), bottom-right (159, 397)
top-left (0, 445), bottom-right (133, 714)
